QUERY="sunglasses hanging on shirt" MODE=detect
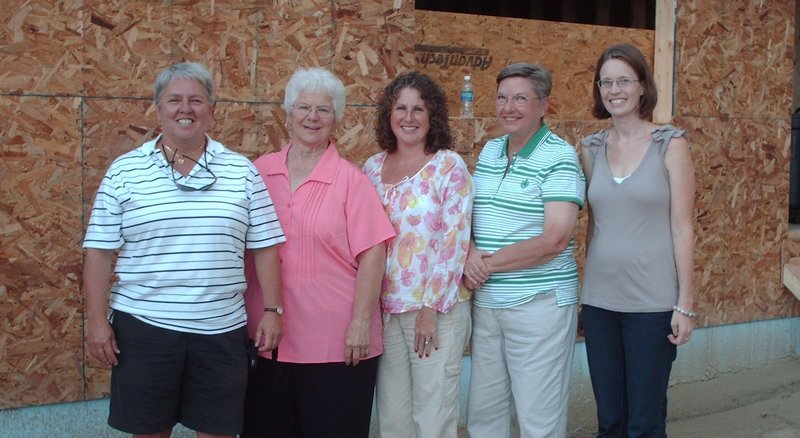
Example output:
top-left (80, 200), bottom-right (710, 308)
top-left (161, 142), bottom-right (217, 191)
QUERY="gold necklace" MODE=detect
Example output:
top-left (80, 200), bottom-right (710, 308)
top-left (161, 139), bottom-right (206, 165)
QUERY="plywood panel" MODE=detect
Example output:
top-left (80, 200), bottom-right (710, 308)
top-left (415, 11), bottom-right (654, 120)
top-left (676, 0), bottom-right (794, 119)
top-left (333, 105), bottom-right (382, 165)
top-left (674, 0), bottom-right (729, 117)
top-left (81, 0), bottom-right (174, 98)
top-left (253, 103), bottom-right (290, 157)
top-left (725, 0), bottom-right (794, 119)
top-left (448, 118), bottom-right (479, 169)
top-left (255, 0), bottom-right (334, 102)
top-left (333, 0), bottom-right (416, 105)
top-left (212, 101), bottom-right (261, 158)
top-left (723, 118), bottom-right (799, 321)
top-left (675, 116), bottom-right (731, 327)
top-left (0, 0), bottom-right (84, 95)
top-left (0, 96), bottom-right (83, 408)
top-left (169, 1), bottom-right (262, 102)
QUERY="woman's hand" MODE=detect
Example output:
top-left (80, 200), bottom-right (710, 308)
top-left (255, 312), bottom-right (282, 352)
top-left (87, 317), bottom-right (119, 367)
top-left (668, 311), bottom-right (694, 346)
top-left (414, 307), bottom-right (438, 358)
top-left (464, 243), bottom-right (491, 290)
top-left (345, 318), bottom-right (372, 366)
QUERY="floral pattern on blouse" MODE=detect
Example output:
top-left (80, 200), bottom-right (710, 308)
top-left (363, 149), bottom-right (475, 314)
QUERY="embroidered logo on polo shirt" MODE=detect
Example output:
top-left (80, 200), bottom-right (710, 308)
top-left (520, 179), bottom-right (529, 188)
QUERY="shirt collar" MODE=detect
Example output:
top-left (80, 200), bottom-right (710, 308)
top-left (263, 141), bottom-right (340, 185)
top-left (144, 134), bottom-right (222, 158)
top-left (500, 122), bottom-right (550, 159)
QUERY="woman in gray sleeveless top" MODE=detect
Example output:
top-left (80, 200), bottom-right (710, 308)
top-left (579, 44), bottom-right (697, 438)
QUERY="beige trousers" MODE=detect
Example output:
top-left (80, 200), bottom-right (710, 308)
top-left (376, 301), bottom-right (471, 438)
top-left (467, 293), bottom-right (578, 438)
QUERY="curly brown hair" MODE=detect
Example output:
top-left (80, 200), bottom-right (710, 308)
top-left (375, 71), bottom-right (452, 154)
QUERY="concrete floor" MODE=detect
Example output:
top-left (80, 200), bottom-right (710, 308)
top-left (2, 358), bottom-right (798, 437)
top-left (567, 357), bottom-right (800, 438)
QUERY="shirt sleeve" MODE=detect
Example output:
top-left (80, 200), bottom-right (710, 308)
top-left (246, 163), bottom-right (286, 249)
top-left (541, 144), bottom-right (586, 208)
top-left (345, 168), bottom-right (396, 257)
top-left (83, 167), bottom-right (124, 250)
top-left (422, 153), bottom-right (475, 312)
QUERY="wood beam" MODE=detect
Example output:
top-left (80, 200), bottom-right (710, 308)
top-left (653, 0), bottom-right (676, 123)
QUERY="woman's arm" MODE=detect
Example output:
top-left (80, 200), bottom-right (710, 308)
top-left (464, 238), bottom-right (491, 289)
top-left (84, 248), bottom-right (119, 367)
top-left (579, 145), bottom-right (595, 247)
top-left (416, 159), bottom-right (474, 356)
top-left (664, 135), bottom-right (696, 345)
top-left (421, 159), bottom-right (474, 308)
top-left (345, 243), bottom-right (386, 365)
top-left (483, 201), bottom-right (579, 273)
top-left (252, 245), bottom-right (283, 352)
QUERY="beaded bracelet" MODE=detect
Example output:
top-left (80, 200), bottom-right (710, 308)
top-left (673, 305), bottom-right (697, 319)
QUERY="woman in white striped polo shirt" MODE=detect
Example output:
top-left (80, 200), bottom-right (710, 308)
top-left (83, 62), bottom-right (285, 438)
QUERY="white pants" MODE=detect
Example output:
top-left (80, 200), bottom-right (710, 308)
top-left (467, 293), bottom-right (577, 438)
top-left (376, 301), bottom-right (471, 438)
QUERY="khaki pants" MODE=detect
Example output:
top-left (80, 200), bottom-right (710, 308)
top-left (376, 301), bottom-right (471, 438)
top-left (467, 293), bottom-right (578, 438)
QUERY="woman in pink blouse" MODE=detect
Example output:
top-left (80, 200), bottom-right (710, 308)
top-left (241, 67), bottom-right (396, 438)
top-left (363, 71), bottom-right (475, 438)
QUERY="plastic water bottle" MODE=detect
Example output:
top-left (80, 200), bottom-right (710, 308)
top-left (460, 75), bottom-right (474, 118)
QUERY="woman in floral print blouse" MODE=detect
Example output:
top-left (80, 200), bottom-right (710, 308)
top-left (363, 71), bottom-right (475, 438)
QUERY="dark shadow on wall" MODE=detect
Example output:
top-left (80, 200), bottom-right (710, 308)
top-left (415, 0), bottom-right (656, 30)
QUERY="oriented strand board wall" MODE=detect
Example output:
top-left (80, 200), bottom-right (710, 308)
top-left (416, 5), bottom-right (800, 329)
top-left (415, 11), bottom-right (654, 123)
top-left (0, 0), bottom-right (414, 410)
top-left (414, 10), bottom-right (654, 285)
top-left (415, 10), bottom-right (653, 164)
top-left (1, 0), bottom-right (798, 412)
top-left (675, 0), bottom-right (800, 325)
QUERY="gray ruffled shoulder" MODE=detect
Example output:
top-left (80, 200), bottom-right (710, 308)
top-left (652, 124), bottom-right (688, 154)
top-left (580, 129), bottom-right (610, 165)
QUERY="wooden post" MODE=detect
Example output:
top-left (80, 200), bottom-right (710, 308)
top-left (793, 0), bottom-right (800, 112)
top-left (653, 0), bottom-right (676, 123)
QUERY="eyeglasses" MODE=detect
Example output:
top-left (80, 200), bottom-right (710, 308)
top-left (596, 78), bottom-right (639, 89)
top-left (164, 148), bottom-right (217, 191)
top-left (292, 103), bottom-right (336, 119)
top-left (495, 94), bottom-right (539, 108)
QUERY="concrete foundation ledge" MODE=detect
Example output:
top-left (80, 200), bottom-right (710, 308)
top-left (1, 317), bottom-right (798, 438)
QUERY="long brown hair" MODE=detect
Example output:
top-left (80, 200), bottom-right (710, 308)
top-left (591, 43), bottom-right (658, 120)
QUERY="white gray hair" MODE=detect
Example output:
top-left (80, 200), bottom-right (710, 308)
top-left (283, 67), bottom-right (346, 122)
